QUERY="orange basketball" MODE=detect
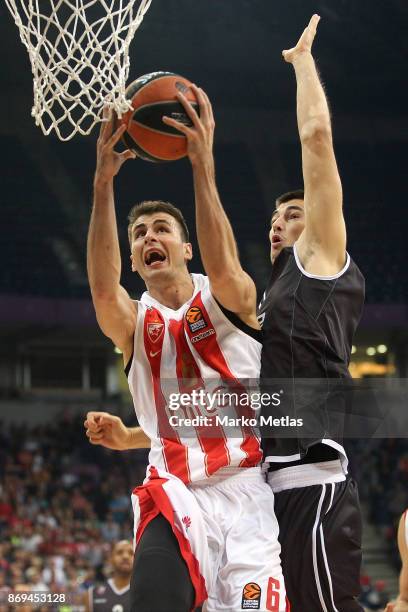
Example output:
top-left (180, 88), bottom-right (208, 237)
top-left (119, 71), bottom-right (199, 162)
top-left (186, 307), bottom-right (202, 324)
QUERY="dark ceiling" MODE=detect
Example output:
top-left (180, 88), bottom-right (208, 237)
top-left (0, 0), bottom-right (407, 308)
top-left (1, 0), bottom-right (407, 115)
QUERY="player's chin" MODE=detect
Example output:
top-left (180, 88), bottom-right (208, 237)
top-left (270, 244), bottom-right (283, 262)
top-left (142, 261), bottom-right (170, 276)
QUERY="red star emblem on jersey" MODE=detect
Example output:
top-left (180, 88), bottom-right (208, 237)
top-left (147, 322), bottom-right (164, 343)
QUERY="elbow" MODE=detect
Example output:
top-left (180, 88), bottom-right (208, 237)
top-left (209, 266), bottom-right (241, 288)
top-left (90, 284), bottom-right (118, 303)
top-left (300, 119), bottom-right (332, 149)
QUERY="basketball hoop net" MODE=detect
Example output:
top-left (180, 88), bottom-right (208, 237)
top-left (4, 0), bottom-right (152, 140)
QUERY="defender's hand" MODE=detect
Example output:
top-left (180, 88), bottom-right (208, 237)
top-left (95, 108), bottom-right (136, 183)
top-left (84, 411), bottom-right (130, 450)
top-left (282, 14), bottom-right (320, 64)
top-left (162, 85), bottom-right (215, 167)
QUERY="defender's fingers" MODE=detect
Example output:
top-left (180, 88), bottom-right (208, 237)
top-left (306, 14), bottom-right (320, 41)
top-left (309, 14), bottom-right (321, 31)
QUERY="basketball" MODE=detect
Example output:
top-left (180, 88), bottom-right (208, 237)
top-left (119, 71), bottom-right (199, 162)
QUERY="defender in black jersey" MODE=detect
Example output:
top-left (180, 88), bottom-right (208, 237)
top-left (87, 541), bottom-right (133, 612)
top-left (258, 16), bottom-right (364, 612)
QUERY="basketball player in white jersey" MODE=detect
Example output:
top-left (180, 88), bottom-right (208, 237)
top-left (385, 511), bottom-right (408, 612)
top-left (87, 91), bottom-right (287, 610)
top-left (86, 540), bottom-right (133, 612)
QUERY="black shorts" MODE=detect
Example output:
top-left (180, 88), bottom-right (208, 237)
top-left (273, 478), bottom-right (363, 612)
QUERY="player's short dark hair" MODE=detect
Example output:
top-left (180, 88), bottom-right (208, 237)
top-left (127, 200), bottom-right (190, 244)
top-left (275, 189), bottom-right (305, 209)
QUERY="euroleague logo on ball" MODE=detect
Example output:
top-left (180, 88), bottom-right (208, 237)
top-left (186, 306), bottom-right (207, 334)
top-left (175, 81), bottom-right (190, 94)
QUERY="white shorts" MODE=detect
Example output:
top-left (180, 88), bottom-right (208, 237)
top-left (132, 465), bottom-right (288, 612)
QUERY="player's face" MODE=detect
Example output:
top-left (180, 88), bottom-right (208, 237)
top-left (269, 200), bottom-right (305, 263)
top-left (111, 541), bottom-right (134, 575)
top-left (130, 212), bottom-right (192, 282)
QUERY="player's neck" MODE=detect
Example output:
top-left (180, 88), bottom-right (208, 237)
top-left (146, 271), bottom-right (194, 310)
top-left (111, 575), bottom-right (130, 590)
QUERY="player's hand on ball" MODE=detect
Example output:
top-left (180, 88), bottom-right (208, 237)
top-left (84, 411), bottom-right (130, 450)
top-left (162, 85), bottom-right (215, 167)
top-left (95, 107), bottom-right (136, 183)
top-left (282, 14), bottom-right (320, 64)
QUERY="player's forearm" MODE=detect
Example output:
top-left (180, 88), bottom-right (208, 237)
top-left (125, 426), bottom-right (151, 449)
top-left (292, 52), bottom-right (332, 143)
top-left (192, 159), bottom-right (241, 281)
top-left (87, 178), bottom-right (122, 297)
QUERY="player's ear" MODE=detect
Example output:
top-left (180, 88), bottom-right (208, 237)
top-left (130, 254), bottom-right (136, 272)
top-left (184, 243), bottom-right (193, 262)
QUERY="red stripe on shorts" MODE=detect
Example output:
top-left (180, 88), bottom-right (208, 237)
top-left (133, 466), bottom-right (208, 609)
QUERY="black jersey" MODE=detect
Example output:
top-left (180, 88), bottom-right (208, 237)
top-left (258, 245), bottom-right (365, 466)
top-left (90, 579), bottom-right (130, 612)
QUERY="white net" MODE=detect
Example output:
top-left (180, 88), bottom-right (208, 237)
top-left (4, 0), bottom-right (152, 140)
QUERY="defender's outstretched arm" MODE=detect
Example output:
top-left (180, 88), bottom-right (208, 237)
top-left (285, 15), bottom-right (346, 273)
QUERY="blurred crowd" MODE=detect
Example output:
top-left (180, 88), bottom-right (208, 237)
top-left (1, 414), bottom-right (407, 610)
top-left (0, 411), bottom-right (147, 608)
top-left (349, 439), bottom-right (408, 568)
top-left (348, 438), bottom-right (408, 610)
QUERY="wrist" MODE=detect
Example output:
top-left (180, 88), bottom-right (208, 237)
top-left (123, 427), bottom-right (133, 450)
top-left (291, 50), bottom-right (314, 68)
top-left (93, 173), bottom-right (114, 191)
top-left (191, 155), bottom-right (215, 178)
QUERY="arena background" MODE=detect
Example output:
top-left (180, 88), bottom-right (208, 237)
top-left (0, 0), bottom-right (407, 609)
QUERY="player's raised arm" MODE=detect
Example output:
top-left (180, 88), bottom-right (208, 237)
top-left (88, 110), bottom-right (137, 360)
top-left (162, 87), bottom-right (258, 327)
top-left (284, 15), bottom-right (346, 273)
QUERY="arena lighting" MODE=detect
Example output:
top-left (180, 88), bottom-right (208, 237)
top-left (377, 344), bottom-right (388, 354)
top-left (114, 347), bottom-right (122, 354)
top-left (351, 345), bottom-right (357, 354)
top-left (366, 347), bottom-right (376, 356)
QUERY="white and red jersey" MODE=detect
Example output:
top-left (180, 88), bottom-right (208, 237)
top-left (126, 273), bottom-right (263, 484)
